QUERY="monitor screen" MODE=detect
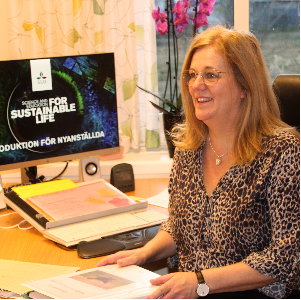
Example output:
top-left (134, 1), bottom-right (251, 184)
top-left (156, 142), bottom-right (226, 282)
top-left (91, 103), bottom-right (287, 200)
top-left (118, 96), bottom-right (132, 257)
top-left (0, 53), bottom-right (120, 172)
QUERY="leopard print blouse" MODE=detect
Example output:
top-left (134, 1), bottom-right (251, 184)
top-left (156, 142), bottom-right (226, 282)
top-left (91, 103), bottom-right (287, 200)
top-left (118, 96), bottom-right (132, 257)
top-left (160, 130), bottom-right (300, 298)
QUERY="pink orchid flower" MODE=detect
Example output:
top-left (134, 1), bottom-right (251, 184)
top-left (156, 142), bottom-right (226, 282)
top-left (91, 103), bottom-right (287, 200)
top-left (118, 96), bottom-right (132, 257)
top-left (198, 2), bottom-right (214, 16)
top-left (192, 12), bottom-right (208, 28)
top-left (153, 0), bottom-right (215, 36)
top-left (176, 23), bottom-right (187, 34)
top-left (152, 7), bottom-right (167, 23)
top-left (200, 0), bottom-right (216, 5)
top-left (172, 1), bottom-right (184, 14)
top-left (182, 0), bottom-right (192, 9)
top-left (156, 19), bottom-right (168, 36)
top-left (174, 10), bottom-right (189, 30)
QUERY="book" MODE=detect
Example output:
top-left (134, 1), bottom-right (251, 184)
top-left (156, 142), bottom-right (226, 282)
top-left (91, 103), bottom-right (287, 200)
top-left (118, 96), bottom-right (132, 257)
top-left (22, 264), bottom-right (160, 299)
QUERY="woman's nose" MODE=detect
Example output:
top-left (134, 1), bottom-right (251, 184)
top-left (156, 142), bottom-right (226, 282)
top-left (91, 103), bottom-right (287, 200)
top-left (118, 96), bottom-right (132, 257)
top-left (192, 75), bottom-right (207, 90)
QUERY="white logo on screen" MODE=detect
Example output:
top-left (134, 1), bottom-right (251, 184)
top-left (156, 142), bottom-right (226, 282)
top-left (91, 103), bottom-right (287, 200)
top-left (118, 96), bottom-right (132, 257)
top-left (30, 59), bottom-right (53, 92)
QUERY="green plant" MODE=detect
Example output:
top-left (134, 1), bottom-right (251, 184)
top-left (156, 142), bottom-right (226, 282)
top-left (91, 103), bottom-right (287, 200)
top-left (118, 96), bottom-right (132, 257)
top-left (138, 85), bottom-right (183, 115)
top-left (138, 0), bottom-right (215, 116)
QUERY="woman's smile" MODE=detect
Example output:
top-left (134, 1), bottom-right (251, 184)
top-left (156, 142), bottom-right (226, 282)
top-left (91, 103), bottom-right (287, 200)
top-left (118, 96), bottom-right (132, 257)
top-left (196, 97), bottom-right (213, 103)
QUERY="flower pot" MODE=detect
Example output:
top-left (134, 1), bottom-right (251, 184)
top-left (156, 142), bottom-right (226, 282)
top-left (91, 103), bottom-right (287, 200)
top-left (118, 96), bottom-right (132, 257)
top-left (163, 114), bottom-right (182, 158)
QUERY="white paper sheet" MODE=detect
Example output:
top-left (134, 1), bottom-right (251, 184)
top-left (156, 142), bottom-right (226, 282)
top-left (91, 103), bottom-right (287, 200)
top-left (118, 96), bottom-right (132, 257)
top-left (0, 259), bottom-right (79, 295)
top-left (145, 188), bottom-right (169, 209)
top-left (23, 264), bottom-right (160, 299)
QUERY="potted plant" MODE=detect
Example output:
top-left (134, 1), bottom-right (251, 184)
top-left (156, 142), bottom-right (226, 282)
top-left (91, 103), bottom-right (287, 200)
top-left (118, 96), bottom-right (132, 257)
top-left (139, 0), bottom-right (215, 157)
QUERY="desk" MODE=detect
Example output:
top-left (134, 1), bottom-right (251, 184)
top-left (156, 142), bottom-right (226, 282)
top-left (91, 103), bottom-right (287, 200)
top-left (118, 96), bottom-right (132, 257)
top-left (0, 178), bottom-right (169, 271)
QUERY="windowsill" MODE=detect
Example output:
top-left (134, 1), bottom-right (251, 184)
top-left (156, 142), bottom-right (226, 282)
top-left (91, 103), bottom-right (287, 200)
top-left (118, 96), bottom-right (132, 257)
top-left (0, 149), bottom-right (173, 184)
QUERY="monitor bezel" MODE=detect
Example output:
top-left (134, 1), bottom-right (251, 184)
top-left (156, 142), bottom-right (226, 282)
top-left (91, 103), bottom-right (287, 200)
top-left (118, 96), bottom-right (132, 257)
top-left (0, 146), bottom-right (120, 172)
top-left (0, 53), bottom-right (120, 173)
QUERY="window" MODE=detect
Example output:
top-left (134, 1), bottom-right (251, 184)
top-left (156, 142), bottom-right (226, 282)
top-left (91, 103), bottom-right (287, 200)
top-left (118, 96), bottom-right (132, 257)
top-left (155, 0), bottom-right (299, 99)
top-left (155, 0), bottom-right (234, 101)
top-left (250, 0), bottom-right (300, 81)
top-left (152, 0), bottom-right (299, 150)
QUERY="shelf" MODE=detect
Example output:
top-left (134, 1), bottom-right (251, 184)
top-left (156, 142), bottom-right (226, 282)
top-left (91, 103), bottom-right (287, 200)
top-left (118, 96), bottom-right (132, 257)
top-left (0, 149), bottom-right (173, 183)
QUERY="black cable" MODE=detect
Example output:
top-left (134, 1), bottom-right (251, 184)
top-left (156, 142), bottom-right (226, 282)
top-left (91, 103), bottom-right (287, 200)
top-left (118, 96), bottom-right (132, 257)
top-left (26, 161), bottom-right (69, 182)
top-left (5, 161), bottom-right (70, 192)
top-left (48, 161), bottom-right (69, 181)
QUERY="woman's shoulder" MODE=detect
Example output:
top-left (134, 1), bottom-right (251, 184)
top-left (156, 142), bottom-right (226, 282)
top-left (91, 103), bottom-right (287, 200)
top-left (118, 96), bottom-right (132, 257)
top-left (174, 140), bottom-right (205, 160)
top-left (260, 129), bottom-right (300, 163)
top-left (246, 130), bottom-right (299, 177)
top-left (173, 147), bottom-right (199, 160)
top-left (264, 129), bottom-right (299, 150)
top-left (172, 144), bottom-right (204, 169)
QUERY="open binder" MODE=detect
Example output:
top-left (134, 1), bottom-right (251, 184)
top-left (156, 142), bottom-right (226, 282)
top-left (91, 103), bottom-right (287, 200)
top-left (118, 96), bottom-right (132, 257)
top-left (4, 179), bottom-right (168, 247)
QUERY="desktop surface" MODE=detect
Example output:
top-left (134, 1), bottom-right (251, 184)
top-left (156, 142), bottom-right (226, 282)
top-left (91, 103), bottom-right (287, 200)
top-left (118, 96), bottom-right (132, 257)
top-left (0, 178), bottom-right (169, 271)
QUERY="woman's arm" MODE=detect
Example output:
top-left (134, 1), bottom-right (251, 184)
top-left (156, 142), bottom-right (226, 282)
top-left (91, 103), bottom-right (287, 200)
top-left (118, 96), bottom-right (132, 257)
top-left (146, 261), bottom-right (278, 299)
top-left (203, 262), bottom-right (277, 293)
top-left (95, 229), bottom-right (177, 267)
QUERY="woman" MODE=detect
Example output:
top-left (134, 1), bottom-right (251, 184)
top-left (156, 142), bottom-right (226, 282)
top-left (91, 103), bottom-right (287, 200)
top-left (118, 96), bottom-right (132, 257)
top-left (96, 26), bottom-right (300, 299)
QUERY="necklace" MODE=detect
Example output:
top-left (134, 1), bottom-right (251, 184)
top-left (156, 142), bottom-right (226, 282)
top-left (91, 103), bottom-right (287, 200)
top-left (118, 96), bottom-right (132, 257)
top-left (208, 136), bottom-right (228, 165)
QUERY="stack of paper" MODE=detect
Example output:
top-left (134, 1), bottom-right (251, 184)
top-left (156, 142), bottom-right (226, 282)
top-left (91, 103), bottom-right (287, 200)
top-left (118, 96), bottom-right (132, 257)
top-left (0, 259), bottom-right (79, 295)
top-left (23, 264), bottom-right (160, 299)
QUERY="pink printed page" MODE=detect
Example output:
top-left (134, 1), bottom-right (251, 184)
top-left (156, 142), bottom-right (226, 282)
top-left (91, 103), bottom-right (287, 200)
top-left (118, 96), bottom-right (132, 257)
top-left (26, 181), bottom-right (136, 221)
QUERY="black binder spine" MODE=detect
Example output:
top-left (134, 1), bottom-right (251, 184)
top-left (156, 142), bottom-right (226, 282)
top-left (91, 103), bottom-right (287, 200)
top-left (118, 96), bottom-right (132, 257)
top-left (4, 190), bottom-right (48, 228)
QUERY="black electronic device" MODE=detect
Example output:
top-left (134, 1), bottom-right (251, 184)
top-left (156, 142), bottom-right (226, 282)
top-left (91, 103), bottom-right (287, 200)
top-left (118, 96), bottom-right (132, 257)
top-left (110, 163), bottom-right (135, 192)
top-left (77, 225), bottom-right (160, 259)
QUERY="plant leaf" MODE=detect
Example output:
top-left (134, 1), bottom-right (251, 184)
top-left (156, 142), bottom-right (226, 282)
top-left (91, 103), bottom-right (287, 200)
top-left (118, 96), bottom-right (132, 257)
top-left (137, 85), bottom-right (164, 101)
top-left (177, 93), bottom-right (183, 111)
top-left (137, 85), bottom-right (178, 112)
top-left (149, 101), bottom-right (176, 115)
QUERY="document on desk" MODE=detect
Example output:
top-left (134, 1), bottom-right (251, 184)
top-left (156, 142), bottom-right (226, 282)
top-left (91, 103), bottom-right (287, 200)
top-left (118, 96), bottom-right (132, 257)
top-left (0, 259), bottom-right (79, 295)
top-left (5, 179), bottom-right (167, 247)
top-left (12, 179), bottom-right (78, 200)
top-left (26, 180), bottom-right (138, 221)
top-left (146, 188), bottom-right (169, 209)
top-left (23, 264), bottom-right (160, 299)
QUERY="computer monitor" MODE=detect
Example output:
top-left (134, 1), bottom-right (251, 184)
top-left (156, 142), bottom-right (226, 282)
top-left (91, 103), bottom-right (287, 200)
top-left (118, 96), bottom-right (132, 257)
top-left (0, 53), bottom-right (120, 181)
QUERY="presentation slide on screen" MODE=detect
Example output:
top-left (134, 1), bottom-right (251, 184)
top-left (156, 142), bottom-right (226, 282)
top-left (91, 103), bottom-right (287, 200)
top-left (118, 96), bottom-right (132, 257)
top-left (0, 53), bottom-right (119, 167)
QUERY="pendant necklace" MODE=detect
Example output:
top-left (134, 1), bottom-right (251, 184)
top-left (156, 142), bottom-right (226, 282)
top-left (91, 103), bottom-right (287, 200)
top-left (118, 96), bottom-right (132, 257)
top-left (208, 136), bottom-right (228, 166)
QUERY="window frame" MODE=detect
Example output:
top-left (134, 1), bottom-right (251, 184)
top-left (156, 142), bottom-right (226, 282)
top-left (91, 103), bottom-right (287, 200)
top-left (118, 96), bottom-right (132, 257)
top-left (234, 0), bottom-right (250, 30)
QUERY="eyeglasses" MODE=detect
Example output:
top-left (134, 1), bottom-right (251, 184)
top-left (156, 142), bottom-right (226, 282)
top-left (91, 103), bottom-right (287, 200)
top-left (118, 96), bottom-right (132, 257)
top-left (182, 68), bottom-right (226, 86)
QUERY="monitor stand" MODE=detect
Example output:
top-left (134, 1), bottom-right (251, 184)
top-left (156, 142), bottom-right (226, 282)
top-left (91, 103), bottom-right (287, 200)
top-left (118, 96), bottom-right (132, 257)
top-left (21, 166), bottom-right (39, 184)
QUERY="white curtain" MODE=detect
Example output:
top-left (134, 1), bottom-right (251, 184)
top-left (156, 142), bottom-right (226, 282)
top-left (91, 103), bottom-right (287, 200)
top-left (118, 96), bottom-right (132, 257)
top-left (0, 0), bottom-right (160, 150)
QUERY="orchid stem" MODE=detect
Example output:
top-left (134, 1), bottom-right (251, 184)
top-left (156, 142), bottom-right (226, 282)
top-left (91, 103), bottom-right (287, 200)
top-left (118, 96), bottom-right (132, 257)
top-left (193, 0), bottom-right (199, 36)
